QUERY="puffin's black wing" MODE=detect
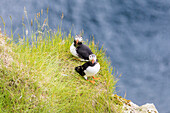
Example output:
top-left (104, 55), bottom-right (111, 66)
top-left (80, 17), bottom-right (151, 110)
top-left (75, 62), bottom-right (95, 76)
top-left (76, 44), bottom-right (93, 60)
top-left (75, 66), bottom-right (86, 76)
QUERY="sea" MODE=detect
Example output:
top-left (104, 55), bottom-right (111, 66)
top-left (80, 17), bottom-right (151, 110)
top-left (1, 0), bottom-right (170, 112)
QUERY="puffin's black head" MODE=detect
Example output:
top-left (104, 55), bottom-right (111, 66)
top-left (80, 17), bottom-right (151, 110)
top-left (74, 35), bottom-right (83, 46)
top-left (89, 54), bottom-right (97, 64)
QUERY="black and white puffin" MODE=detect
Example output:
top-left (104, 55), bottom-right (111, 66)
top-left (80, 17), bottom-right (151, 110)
top-left (70, 35), bottom-right (93, 61)
top-left (75, 54), bottom-right (100, 84)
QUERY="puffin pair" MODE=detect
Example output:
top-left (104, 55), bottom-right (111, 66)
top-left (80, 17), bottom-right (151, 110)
top-left (70, 35), bottom-right (100, 84)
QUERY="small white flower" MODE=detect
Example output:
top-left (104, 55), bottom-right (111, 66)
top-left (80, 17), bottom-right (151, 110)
top-left (62, 74), bottom-right (69, 76)
top-left (26, 29), bottom-right (28, 36)
top-left (19, 95), bottom-right (22, 99)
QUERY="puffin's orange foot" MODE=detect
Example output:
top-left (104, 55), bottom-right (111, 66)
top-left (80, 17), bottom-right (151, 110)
top-left (92, 76), bottom-right (100, 80)
top-left (87, 80), bottom-right (95, 84)
top-left (89, 80), bottom-right (95, 84)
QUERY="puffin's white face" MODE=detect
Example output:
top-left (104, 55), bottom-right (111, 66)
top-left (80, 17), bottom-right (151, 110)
top-left (89, 54), bottom-right (97, 64)
top-left (74, 35), bottom-right (83, 44)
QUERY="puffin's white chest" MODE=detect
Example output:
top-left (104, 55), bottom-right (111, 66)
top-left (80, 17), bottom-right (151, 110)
top-left (70, 43), bottom-right (78, 57)
top-left (84, 63), bottom-right (100, 77)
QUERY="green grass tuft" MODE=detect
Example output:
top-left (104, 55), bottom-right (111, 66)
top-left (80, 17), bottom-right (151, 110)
top-left (0, 10), bottom-right (123, 112)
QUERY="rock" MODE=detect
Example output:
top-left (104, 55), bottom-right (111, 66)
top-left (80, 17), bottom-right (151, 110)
top-left (139, 103), bottom-right (158, 113)
top-left (113, 94), bottom-right (159, 113)
top-left (123, 102), bottom-right (158, 113)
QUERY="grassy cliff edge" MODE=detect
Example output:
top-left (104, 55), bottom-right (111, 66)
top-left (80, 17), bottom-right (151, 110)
top-left (0, 27), bottom-right (123, 112)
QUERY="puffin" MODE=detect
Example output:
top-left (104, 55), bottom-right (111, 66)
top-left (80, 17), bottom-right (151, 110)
top-left (75, 54), bottom-right (100, 84)
top-left (70, 35), bottom-right (93, 61)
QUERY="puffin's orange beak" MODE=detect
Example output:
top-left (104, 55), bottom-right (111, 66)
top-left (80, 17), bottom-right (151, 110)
top-left (92, 58), bottom-right (95, 64)
top-left (76, 40), bottom-right (78, 44)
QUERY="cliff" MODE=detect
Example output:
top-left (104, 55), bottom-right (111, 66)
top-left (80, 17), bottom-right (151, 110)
top-left (0, 30), bottom-right (120, 112)
top-left (0, 27), bottom-right (158, 113)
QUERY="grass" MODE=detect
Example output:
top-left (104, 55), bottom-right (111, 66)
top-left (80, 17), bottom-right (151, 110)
top-left (0, 9), bottom-right (123, 113)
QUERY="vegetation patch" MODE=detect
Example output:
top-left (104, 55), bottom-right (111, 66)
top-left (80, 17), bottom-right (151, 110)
top-left (0, 9), bottom-right (122, 112)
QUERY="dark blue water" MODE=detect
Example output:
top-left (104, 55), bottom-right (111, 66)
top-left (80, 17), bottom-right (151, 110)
top-left (1, 0), bottom-right (170, 112)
